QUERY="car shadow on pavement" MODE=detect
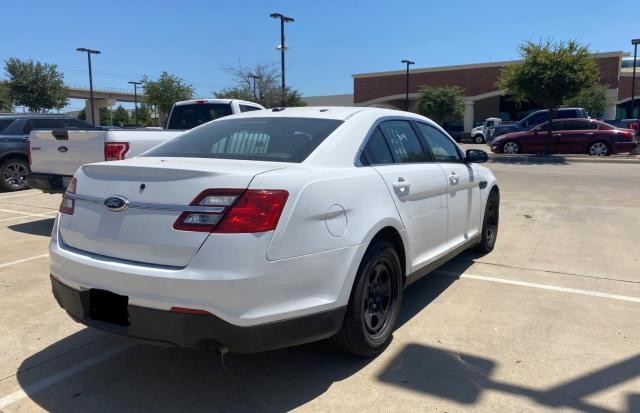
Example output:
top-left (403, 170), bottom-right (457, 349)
top-left (15, 263), bottom-right (471, 412)
top-left (378, 343), bottom-right (640, 413)
top-left (8, 218), bottom-right (54, 237)
top-left (490, 155), bottom-right (568, 165)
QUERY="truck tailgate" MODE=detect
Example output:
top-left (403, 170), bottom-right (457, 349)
top-left (30, 129), bottom-right (106, 176)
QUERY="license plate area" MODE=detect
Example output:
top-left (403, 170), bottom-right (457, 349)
top-left (89, 289), bottom-right (130, 326)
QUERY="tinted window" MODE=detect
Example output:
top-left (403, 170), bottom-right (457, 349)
top-left (379, 121), bottom-right (427, 163)
top-left (61, 118), bottom-right (92, 129)
top-left (523, 112), bottom-right (548, 127)
top-left (240, 105), bottom-right (262, 113)
top-left (145, 117), bottom-right (343, 163)
top-left (0, 118), bottom-right (16, 133)
top-left (30, 119), bottom-right (64, 130)
top-left (361, 127), bottom-right (393, 165)
top-left (564, 120), bottom-right (597, 130)
top-left (416, 123), bottom-right (462, 163)
top-left (167, 103), bottom-right (233, 130)
top-left (557, 110), bottom-right (578, 119)
top-left (538, 121), bottom-right (565, 131)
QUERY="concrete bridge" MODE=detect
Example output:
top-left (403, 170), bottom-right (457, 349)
top-left (66, 85), bottom-right (144, 124)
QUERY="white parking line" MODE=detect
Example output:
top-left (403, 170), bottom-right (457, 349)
top-left (0, 191), bottom-right (42, 200)
top-left (0, 213), bottom-right (56, 222)
top-left (0, 254), bottom-right (49, 270)
top-left (437, 271), bottom-right (640, 304)
top-left (0, 342), bottom-right (134, 409)
top-left (0, 208), bottom-right (53, 218)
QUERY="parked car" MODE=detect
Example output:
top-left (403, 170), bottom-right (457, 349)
top-left (0, 114), bottom-right (93, 191)
top-left (28, 99), bottom-right (265, 193)
top-left (487, 108), bottom-right (589, 143)
top-left (490, 118), bottom-right (638, 156)
top-left (50, 107), bottom-right (499, 357)
top-left (442, 120), bottom-right (464, 142)
top-left (604, 119), bottom-right (639, 136)
top-left (470, 117), bottom-right (502, 144)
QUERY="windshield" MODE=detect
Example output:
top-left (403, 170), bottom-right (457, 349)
top-left (145, 117), bottom-right (344, 163)
top-left (167, 103), bottom-right (234, 130)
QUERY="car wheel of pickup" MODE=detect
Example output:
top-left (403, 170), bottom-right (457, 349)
top-left (332, 240), bottom-right (402, 357)
top-left (474, 135), bottom-right (485, 144)
top-left (476, 189), bottom-right (500, 253)
top-left (0, 157), bottom-right (30, 192)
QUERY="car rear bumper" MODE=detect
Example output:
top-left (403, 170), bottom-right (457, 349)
top-left (51, 275), bottom-right (346, 353)
top-left (27, 173), bottom-right (70, 194)
top-left (613, 142), bottom-right (638, 154)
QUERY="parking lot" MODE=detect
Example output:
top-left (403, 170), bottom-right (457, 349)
top-left (0, 159), bottom-right (639, 413)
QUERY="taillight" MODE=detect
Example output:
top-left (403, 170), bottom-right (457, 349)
top-left (630, 122), bottom-right (639, 133)
top-left (173, 189), bottom-right (288, 233)
top-left (59, 177), bottom-right (77, 215)
top-left (104, 142), bottom-right (129, 161)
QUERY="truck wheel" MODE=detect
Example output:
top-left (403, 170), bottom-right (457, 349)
top-left (0, 157), bottom-right (30, 192)
top-left (332, 240), bottom-right (402, 357)
top-left (474, 135), bottom-right (485, 144)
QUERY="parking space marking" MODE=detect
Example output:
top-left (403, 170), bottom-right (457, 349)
top-left (0, 254), bottom-right (49, 270)
top-left (0, 191), bottom-right (42, 200)
top-left (0, 341), bottom-right (134, 409)
top-left (0, 212), bottom-right (56, 222)
top-left (0, 208), bottom-right (54, 218)
top-left (437, 271), bottom-right (640, 304)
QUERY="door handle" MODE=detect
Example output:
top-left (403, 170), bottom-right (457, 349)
top-left (392, 177), bottom-right (411, 194)
top-left (448, 171), bottom-right (459, 185)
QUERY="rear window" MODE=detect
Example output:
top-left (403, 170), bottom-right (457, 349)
top-left (0, 118), bottom-right (16, 134)
top-left (145, 117), bottom-right (344, 163)
top-left (167, 103), bottom-right (233, 130)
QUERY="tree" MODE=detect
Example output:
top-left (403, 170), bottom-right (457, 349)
top-left (416, 85), bottom-right (465, 125)
top-left (4, 58), bottom-right (68, 112)
top-left (136, 103), bottom-right (152, 126)
top-left (77, 108), bottom-right (86, 120)
top-left (143, 72), bottom-right (194, 126)
top-left (498, 40), bottom-right (599, 152)
top-left (564, 83), bottom-right (608, 119)
top-left (215, 62), bottom-right (306, 107)
top-left (112, 105), bottom-right (130, 126)
top-left (0, 81), bottom-right (13, 112)
top-left (99, 107), bottom-right (111, 126)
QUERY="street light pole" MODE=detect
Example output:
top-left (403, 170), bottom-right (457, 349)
top-left (128, 81), bottom-right (143, 126)
top-left (401, 59), bottom-right (415, 112)
top-left (270, 13), bottom-right (294, 107)
top-left (76, 48), bottom-right (101, 126)
top-left (631, 39), bottom-right (640, 121)
top-left (249, 74), bottom-right (261, 102)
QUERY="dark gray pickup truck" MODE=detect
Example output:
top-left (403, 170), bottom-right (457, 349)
top-left (0, 114), bottom-right (92, 191)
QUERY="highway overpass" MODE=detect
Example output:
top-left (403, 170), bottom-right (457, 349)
top-left (66, 85), bottom-right (143, 124)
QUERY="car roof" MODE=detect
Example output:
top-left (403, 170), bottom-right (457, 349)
top-left (220, 106), bottom-right (415, 121)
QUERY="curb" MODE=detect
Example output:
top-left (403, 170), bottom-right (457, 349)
top-left (489, 155), bottom-right (640, 165)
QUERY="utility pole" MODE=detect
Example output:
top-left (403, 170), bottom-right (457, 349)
top-left (270, 13), bottom-right (294, 107)
top-left (76, 48), bottom-right (101, 126)
top-left (128, 81), bottom-right (143, 126)
top-left (401, 59), bottom-right (415, 112)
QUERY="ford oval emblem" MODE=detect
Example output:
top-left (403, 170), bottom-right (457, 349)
top-left (104, 196), bottom-right (129, 212)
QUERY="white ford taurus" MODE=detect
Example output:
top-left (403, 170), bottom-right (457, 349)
top-left (50, 107), bottom-right (499, 356)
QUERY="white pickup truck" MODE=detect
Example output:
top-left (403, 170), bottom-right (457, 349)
top-left (27, 99), bottom-right (264, 193)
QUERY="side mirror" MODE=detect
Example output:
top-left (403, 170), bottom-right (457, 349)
top-left (465, 149), bottom-right (488, 163)
top-left (51, 128), bottom-right (68, 140)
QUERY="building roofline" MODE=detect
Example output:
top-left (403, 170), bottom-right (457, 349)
top-left (351, 51), bottom-right (624, 79)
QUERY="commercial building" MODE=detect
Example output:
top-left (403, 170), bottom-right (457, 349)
top-left (352, 51), bottom-right (639, 132)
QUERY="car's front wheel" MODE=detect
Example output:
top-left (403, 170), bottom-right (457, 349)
top-left (502, 141), bottom-right (520, 154)
top-left (0, 157), bottom-right (30, 192)
top-left (332, 240), bottom-right (402, 357)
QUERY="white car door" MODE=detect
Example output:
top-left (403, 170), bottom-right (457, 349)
top-left (361, 120), bottom-right (449, 273)
top-left (416, 122), bottom-right (482, 248)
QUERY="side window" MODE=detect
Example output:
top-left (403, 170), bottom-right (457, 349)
top-left (22, 120), bottom-right (32, 135)
top-left (416, 123), bottom-right (462, 163)
top-left (61, 119), bottom-right (91, 129)
top-left (240, 105), bottom-right (261, 112)
top-left (31, 119), bottom-right (64, 130)
top-left (378, 120), bottom-right (428, 163)
top-left (556, 110), bottom-right (576, 119)
top-left (550, 120), bottom-right (566, 131)
top-left (361, 127), bottom-right (393, 165)
top-left (564, 120), bottom-right (597, 130)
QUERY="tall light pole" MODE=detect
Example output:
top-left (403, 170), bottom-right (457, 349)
top-left (270, 13), bottom-right (294, 107)
top-left (128, 81), bottom-right (143, 126)
top-left (401, 59), bottom-right (415, 112)
top-left (249, 74), bottom-right (261, 102)
top-left (631, 39), bottom-right (640, 121)
top-left (76, 48), bottom-right (101, 126)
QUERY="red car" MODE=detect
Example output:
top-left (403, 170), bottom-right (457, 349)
top-left (490, 118), bottom-right (638, 156)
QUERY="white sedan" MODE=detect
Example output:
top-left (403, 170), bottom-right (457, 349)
top-left (50, 107), bottom-right (499, 357)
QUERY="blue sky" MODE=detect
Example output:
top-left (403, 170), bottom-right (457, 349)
top-left (1, 0), bottom-right (638, 111)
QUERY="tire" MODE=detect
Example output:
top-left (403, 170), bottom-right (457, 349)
top-left (474, 135), bottom-right (485, 144)
top-left (0, 157), bottom-right (30, 192)
top-left (587, 141), bottom-right (610, 156)
top-left (502, 141), bottom-right (520, 154)
top-left (476, 189), bottom-right (500, 254)
top-left (332, 240), bottom-right (402, 357)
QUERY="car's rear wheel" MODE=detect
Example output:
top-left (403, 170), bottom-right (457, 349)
top-left (474, 135), bottom-right (485, 144)
top-left (588, 141), bottom-right (610, 156)
top-left (502, 141), bottom-right (520, 154)
top-left (0, 157), bottom-right (30, 192)
top-left (332, 240), bottom-right (402, 357)
top-left (476, 189), bottom-right (499, 253)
